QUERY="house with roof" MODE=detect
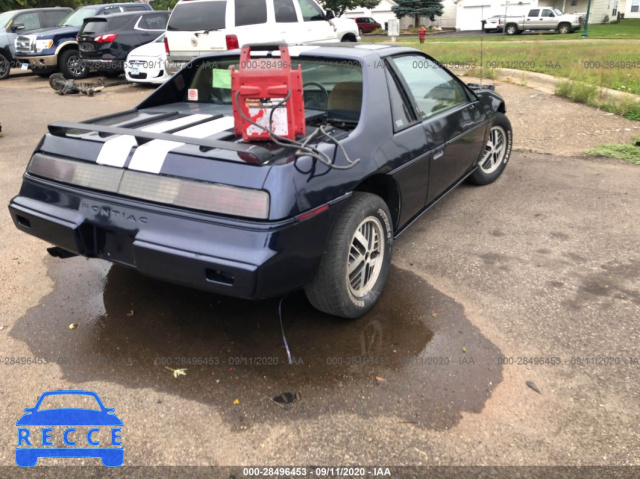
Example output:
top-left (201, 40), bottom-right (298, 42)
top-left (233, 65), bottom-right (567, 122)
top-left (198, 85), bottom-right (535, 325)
top-left (343, 0), bottom-right (458, 29)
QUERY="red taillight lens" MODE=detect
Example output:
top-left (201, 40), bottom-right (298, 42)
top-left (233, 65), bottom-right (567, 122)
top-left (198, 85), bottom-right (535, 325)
top-left (96, 33), bottom-right (117, 43)
top-left (225, 34), bottom-right (239, 50)
top-left (164, 36), bottom-right (170, 55)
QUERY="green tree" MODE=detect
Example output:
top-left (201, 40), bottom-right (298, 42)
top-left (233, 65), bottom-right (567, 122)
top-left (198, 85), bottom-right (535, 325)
top-left (150, 0), bottom-right (179, 10)
top-left (392, 0), bottom-right (444, 28)
top-left (318, 0), bottom-right (379, 18)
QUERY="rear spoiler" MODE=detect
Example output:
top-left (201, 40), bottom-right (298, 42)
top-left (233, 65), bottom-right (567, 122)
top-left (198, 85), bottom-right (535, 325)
top-left (48, 121), bottom-right (282, 165)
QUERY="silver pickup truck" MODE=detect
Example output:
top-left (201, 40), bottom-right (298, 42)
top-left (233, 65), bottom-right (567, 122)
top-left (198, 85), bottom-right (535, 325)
top-left (503, 8), bottom-right (581, 35)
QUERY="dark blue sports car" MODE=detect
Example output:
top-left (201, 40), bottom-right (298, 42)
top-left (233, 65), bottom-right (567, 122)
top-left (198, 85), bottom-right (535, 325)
top-left (8, 44), bottom-right (512, 318)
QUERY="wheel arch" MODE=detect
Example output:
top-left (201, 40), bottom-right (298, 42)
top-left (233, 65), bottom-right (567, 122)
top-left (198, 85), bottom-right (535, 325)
top-left (353, 174), bottom-right (401, 231)
top-left (341, 33), bottom-right (358, 42)
top-left (55, 41), bottom-right (79, 60)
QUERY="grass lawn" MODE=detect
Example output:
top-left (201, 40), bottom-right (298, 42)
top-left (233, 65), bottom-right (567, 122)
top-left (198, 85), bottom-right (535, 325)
top-left (364, 19), bottom-right (640, 42)
top-left (587, 143), bottom-right (640, 164)
top-left (364, 24), bottom-right (640, 96)
top-left (416, 41), bottom-right (640, 95)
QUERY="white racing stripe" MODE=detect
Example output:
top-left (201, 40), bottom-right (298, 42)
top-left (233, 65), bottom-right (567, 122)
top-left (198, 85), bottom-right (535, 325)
top-left (128, 116), bottom-right (236, 174)
top-left (96, 114), bottom-right (212, 167)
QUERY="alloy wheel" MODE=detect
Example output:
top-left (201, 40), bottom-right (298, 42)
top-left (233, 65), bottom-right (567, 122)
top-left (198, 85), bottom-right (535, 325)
top-left (347, 216), bottom-right (385, 298)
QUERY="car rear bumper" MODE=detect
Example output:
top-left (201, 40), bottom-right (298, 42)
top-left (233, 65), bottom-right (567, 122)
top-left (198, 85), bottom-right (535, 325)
top-left (9, 178), bottom-right (344, 300)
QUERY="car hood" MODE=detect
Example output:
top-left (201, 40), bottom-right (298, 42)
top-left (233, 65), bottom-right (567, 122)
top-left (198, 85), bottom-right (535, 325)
top-left (16, 409), bottom-right (123, 426)
top-left (28, 26), bottom-right (79, 39)
top-left (128, 40), bottom-right (165, 59)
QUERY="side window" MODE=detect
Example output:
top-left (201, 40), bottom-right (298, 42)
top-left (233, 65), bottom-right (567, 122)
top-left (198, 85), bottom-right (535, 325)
top-left (42, 11), bottom-right (70, 28)
top-left (138, 13), bottom-right (169, 30)
top-left (275, 0), bottom-right (298, 23)
top-left (235, 0), bottom-right (267, 26)
top-left (298, 0), bottom-right (325, 21)
top-left (528, 9), bottom-right (540, 16)
top-left (125, 5), bottom-right (148, 12)
top-left (390, 55), bottom-right (469, 119)
top-left (101, 7), bottom-right (122, 15)
top-left (15, 12), bottom-right (41, 30)
top-left (541, 9), bottom-right (554, 16)
top-left (384, 67), bottom-right (413, 132)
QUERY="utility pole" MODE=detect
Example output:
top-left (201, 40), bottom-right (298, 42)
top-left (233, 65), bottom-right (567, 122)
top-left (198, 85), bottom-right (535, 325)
top-left (581, 0), bottom-right (592, 37)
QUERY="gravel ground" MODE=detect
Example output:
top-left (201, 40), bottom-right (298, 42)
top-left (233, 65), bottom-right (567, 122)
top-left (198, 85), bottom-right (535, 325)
top-left (0, 70), bottom-right (638, 474)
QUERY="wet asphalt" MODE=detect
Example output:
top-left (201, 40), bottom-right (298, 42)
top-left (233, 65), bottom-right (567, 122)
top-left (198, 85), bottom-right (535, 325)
top-left (0, 71), bottom-right (639, 473)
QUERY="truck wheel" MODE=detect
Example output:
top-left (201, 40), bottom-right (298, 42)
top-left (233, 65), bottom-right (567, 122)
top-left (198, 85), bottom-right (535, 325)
top-left (341, 34), bottom-right (357, 42)
top-left (505, 24), bottom-right (519, 35)
top-left (59, 49), bottom-right (88, 79)
top-left (305, 192), bottom-right (393, 319)
top-left (558, 23), bottom-right (571, 34)
top-left (467, 112), bottom-right (513, 186)
top-left (0, 54), bottom-right (10, 80)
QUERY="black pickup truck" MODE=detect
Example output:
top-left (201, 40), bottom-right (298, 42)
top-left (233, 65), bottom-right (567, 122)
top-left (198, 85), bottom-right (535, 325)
top-left (9, 44), bottom-right (512, 318)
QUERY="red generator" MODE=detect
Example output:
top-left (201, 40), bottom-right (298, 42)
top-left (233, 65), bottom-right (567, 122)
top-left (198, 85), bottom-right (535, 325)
top-left (231, 44), bottom-right (305, 142)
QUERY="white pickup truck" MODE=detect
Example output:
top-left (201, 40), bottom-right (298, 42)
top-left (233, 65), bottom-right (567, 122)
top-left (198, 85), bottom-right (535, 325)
top-left (503, 8), bottom-right (581, 35)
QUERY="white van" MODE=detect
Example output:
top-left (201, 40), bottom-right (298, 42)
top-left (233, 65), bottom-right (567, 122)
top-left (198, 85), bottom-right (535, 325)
top-left (164, 0), bottom-right (359, 74)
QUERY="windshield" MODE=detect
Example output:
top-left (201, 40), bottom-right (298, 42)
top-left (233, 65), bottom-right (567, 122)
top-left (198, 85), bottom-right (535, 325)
top-left (0, 11), bottom-right (16, 29)
top-left (58, 7), bottom-right (101, 28)
top-left (37, 394), bottom-right (102, 411)
top-left (167, 1), bottom-right (226, 31)
top-left (185, 56), bottom-right (363, 122)
top-left (553, 8), bottom-right (564, 15)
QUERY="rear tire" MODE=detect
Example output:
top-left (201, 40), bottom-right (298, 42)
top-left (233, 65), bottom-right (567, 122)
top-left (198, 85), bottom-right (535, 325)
top-left (467, 112), bottom-right (512, 186)
top-left (505, 24), bottom-right (519, 35)
top-left (59, 49), bottom-right (89, 79)
top-left (0, 53), bottom-right (10, 80)
top-left (305, 193), bottom-right (393, 319)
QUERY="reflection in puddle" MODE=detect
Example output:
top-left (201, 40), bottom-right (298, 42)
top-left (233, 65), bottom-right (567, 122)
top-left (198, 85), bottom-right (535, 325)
top-left (12, 258), bottom-right (502, 430)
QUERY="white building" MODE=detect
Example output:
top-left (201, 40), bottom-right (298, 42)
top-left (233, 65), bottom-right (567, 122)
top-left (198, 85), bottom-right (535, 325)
top-left (618, 0), bottom-right (640, 18)
top-left (454, 0), bottom-right (618, 30)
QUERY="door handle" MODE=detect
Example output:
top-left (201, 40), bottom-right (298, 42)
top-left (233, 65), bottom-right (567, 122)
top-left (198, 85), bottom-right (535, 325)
top-left (433, 150), bottom-right (444, 160)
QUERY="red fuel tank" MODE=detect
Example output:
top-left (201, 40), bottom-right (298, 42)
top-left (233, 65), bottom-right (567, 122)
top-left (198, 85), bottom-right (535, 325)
top-left (231, 44), bottom-right (305, 142)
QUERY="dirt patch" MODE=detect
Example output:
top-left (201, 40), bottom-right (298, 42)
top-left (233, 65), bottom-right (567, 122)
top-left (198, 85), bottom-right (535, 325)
top-left (462, 79), bottom-right (640, 157)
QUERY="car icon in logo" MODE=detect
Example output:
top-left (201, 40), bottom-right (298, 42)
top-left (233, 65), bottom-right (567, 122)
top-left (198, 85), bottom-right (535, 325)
top-left (16, 390), bottom-right (123, 467)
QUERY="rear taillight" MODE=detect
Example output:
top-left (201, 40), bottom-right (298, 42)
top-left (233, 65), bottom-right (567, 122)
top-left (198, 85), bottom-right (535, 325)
top-left (164, 35), bottom-right (170, 55)
top-left (95, 33), bottom-right (117, 43)
top-left (225, 34), bottom-right (239, 50)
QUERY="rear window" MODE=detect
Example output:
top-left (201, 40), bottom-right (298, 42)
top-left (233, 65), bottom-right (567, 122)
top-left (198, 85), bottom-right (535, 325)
top-left (235, 0), bottom-right (267, 26)
top-left (81, 19), bottom-right (108, 35)
top-left (81, 16), bottom-right (131, 34)
top-left (168, 1), bottom-right (227, 31)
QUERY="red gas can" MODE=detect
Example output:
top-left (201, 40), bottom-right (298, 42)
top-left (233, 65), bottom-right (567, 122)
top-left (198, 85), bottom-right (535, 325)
top-left (231, 44), bottom-right (305, 142)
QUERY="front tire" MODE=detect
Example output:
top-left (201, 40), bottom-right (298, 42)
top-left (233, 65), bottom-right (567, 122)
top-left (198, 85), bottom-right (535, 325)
top-left (467, 112), bottom-right (513, 186)
top-left (305, 193), bottom-right (393, 319)
top-left (0, 53), bottom-right (10, 80)
top-left (558, 23), bottom-right (571, 34)
top-left (59, 49), bottom-right (89, 79)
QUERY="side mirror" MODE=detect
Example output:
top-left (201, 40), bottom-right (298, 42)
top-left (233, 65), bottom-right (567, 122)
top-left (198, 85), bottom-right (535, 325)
top-left (325, 9), bottom-right (335, 20)
top-left (12, 23), bottom-right (25, 32)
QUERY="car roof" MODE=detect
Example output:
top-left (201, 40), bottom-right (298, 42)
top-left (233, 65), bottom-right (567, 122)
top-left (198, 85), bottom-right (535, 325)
top-left (4, 7), bottom-right (72, 15)
top-left (78, 2), bottom-right (150, 9)
top-left (85, 10), bottom-right (165, 21)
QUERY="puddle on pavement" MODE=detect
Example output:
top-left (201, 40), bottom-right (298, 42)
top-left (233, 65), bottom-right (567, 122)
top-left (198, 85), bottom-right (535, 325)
top-left (12, 257), bottom-right (503, 431)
